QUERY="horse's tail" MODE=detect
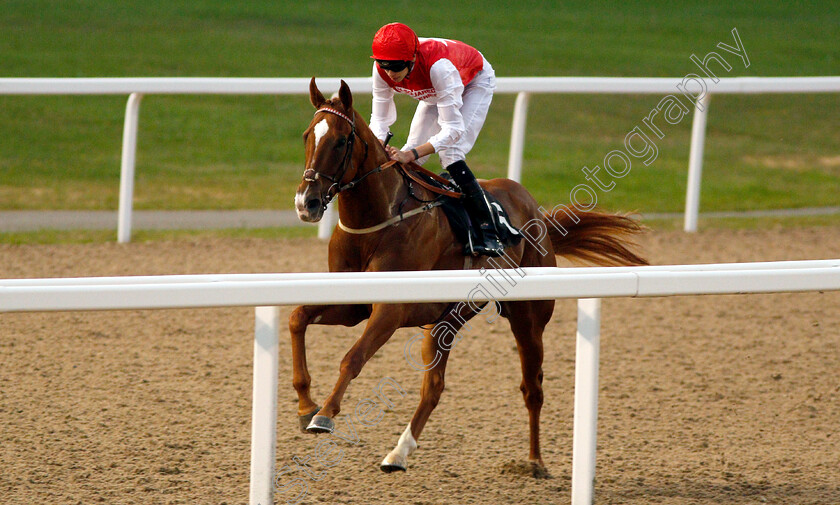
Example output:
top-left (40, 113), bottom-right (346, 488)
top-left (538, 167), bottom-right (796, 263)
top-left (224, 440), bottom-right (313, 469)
top-left (542, 208), bottom-right (649, 266)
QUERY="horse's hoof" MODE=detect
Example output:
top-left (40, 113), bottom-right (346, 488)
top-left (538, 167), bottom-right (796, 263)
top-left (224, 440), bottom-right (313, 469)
top-left (298, 406), bottom-right (321, 433)
top-left (306, 415), bottom-right (335, 434)
top-left (380, 463), bottom-right (407, 473)
top-left (380, 453), bottom-right (407, 473)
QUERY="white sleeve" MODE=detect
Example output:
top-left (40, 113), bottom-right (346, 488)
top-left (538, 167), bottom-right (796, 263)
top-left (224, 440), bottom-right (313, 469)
top-left (369, 64), bottom-right (396, 141)
top-left (427, 59), bottom-right (465, 152)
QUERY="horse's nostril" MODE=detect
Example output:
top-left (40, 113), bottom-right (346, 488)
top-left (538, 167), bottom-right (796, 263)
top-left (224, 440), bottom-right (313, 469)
top-left (306, 199), bottom-right (322, 212)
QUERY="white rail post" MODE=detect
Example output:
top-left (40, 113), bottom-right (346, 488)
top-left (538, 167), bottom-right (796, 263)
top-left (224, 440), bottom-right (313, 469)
top-left (317, 201), bottom-right (338, 241)
top-left (118, 93), bottom-right (143, 243)
top-left (507, 92), bottom-right (531, 182)
top-left (684, 93), bottom-right (712, 233)
top-left (250, 306), bottom-right (280, 505)
top-left (572, 298), bottom-right (601, 505)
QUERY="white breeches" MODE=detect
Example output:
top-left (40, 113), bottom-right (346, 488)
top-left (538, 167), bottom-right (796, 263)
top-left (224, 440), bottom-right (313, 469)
top-left (404, 64), bottom-right (496, 168)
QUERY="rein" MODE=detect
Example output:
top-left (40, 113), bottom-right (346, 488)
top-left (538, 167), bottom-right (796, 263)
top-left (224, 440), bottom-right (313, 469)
top-left (399, 163), bottom-right (463, 199)
top-left (336, 163), bottom-right (458, 234)
top-left (304, 106), bottom-right (463, 234)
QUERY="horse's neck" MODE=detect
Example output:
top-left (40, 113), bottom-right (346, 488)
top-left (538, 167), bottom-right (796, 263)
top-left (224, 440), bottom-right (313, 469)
top-left (336, 142), bottom-right (405, 230)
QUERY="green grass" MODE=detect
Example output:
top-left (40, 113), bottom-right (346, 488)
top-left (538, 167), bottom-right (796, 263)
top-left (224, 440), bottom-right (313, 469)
top-left (1, 0), bottom-right (838, 217)
top-left (643, 214), bottom-right (840, 232)
top-left (0, 225), bottom-right (318, 245)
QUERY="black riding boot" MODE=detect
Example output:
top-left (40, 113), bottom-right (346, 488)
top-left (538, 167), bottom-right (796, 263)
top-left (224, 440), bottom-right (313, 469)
top-left (445, 160), bottom-right (505, 257)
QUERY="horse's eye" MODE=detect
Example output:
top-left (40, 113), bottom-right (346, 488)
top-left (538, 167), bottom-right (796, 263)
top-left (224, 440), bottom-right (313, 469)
top-left (335, 137), bottom-right (347, 149)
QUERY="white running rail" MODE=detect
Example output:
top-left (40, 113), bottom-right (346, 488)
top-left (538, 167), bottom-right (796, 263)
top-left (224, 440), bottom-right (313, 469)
top-left (2, 258), bottom-right (840, 505)
top-left (2, 76), bottom-right (839, 240)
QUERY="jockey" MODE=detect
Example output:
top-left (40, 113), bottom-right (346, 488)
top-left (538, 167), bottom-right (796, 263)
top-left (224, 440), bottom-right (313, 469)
top-left (369, 22), bottom-right (504, 257)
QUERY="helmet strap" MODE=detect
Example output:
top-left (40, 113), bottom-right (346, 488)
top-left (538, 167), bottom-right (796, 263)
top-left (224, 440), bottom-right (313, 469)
top-left (405, 57), bottom-right (417, 78)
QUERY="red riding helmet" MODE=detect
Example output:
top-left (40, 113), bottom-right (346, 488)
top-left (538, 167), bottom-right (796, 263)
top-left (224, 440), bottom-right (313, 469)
top-left (371, 23), bottom-right (419, 61)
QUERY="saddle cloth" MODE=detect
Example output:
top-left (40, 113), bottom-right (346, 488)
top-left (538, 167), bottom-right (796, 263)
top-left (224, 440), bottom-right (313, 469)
top-left (410, 169), bottom-right (523, 256)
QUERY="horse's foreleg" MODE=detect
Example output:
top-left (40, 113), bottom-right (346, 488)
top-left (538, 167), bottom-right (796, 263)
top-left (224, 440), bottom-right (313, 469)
top-left (381, 326), bottom-right (452, 472)
top-left (307, 305), bottom-right (403, 432)
top-left (289, 304), bottom-right (367, 431)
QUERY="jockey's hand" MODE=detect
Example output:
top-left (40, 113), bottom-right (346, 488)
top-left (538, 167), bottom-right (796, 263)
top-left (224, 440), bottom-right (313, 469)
top-left (386, 146), bottom-right (415, 164)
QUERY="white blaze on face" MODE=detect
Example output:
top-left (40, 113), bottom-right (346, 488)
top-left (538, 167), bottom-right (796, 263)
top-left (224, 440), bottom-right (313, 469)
top-left (313, 118), bottom-right (329, 151)
top-left (294, 188), bottom-right (307, 214)
top-left (296, 118), bottom-right (330, 218)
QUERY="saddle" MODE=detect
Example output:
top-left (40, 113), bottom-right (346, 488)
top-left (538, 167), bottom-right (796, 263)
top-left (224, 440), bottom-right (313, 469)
top-left (401, 163), bottom-right (522, 257)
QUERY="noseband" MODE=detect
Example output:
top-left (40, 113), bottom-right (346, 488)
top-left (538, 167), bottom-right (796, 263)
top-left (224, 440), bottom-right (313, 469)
top-left (304, 107), bottom-right (370, 209)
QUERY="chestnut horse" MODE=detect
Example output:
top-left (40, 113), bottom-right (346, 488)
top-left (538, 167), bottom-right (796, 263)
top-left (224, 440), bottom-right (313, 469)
top-left (290, 78), bottom-right (647, 472)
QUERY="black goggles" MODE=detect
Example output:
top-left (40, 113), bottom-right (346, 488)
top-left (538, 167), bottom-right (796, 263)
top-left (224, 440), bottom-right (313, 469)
top-left (376, 59), bottom-right (411, 72)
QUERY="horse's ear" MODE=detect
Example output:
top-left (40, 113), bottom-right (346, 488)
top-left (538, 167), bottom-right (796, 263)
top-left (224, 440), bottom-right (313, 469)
top-left (309, 77), bottom-right (326, 109)
top-left (338, 79), bottom-right (353, 111)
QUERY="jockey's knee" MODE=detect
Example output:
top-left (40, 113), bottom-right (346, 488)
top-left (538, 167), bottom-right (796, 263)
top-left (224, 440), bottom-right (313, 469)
top-left (438, 148), bottom-right (466, 170)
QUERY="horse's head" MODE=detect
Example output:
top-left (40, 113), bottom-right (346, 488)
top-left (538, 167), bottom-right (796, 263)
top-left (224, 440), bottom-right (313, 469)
top-left (295, 78), bottom-right (361, 222)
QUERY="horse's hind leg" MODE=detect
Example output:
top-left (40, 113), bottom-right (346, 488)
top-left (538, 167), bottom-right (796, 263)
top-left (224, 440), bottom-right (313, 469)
top-left (381, 325), bottom-right (453, 472)
top-left (506, 299), bottom-right (554, 468)
top-left (289, 304), bottom-right (368, 431)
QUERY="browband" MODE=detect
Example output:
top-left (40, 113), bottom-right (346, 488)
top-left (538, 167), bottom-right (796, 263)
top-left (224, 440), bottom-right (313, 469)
top-left (316, 107), bottom-right (355, 127)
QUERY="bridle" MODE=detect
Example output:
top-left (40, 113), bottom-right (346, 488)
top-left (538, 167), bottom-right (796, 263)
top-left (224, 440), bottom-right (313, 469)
top-left (303, 107), bottom-right (375, 210)
top-left (302, 106), bottom-right (463, 234)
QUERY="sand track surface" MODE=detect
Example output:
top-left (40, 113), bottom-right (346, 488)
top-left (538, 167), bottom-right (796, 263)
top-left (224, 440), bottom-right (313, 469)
top-left (1, 226), bottom-right (839, 504)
